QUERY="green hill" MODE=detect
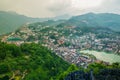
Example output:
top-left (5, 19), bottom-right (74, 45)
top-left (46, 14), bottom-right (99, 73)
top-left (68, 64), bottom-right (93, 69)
top-left (1, 12), bottom-right (120, 35)
top-left (61, 13), bottom-right (120, 31)
top-left (0, 42), bottom-right (70, 80)
top-left (0, 11), bottom-right (49, 35)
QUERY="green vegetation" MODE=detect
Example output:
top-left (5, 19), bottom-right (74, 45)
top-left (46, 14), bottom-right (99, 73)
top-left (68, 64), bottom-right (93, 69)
top-left (0, 42), bottom-right (120, 80)
top-left (66, 13), bottom-right (120, 31)
top-left (58, 64), bottom-right (79, 80)
top-left (0, 42), bottom-right (70, 80)
top-left (86, 62), bottom-right (120, 74)
top-left (0, 11), bottom-right (28, 35)
top-left (59, 62), bottom-right (120, 80)
top-left (0, 11), bottom-right (48, 35)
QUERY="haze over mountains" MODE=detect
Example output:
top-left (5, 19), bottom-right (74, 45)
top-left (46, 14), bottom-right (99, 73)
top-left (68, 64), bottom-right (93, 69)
top-left (0, 0), bottom-right (120, 80)
top-left (60, 13), bottom-right (120, 31)
top-left (0, 11), bottom-right (49, 35)
top-left (0, 11), bottom-right (71, 35)
top-left (0, 11), bottom-right (120, 35)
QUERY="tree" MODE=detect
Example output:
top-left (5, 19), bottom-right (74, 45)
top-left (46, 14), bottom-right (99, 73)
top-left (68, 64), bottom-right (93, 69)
top-left (0, 64), bottom-right (10, 74)
top-left (111, 62), bottom-right (120, 68)
top-left (0, 52), bottom-right (6, 60)
top-left (0, 75), bottom-right (9, 80)
top-left (58, 64), bottom-right (78, 80)
top-left (87, 63), bottom-right (106, 74)
top-left (7, 44), bottom-right (22, 57)
top-left (0, 42), bottom-right (6, 60)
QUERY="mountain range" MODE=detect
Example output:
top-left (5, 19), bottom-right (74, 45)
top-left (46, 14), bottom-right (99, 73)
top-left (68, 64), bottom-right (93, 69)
top-left (0, 11), bottom-right (120, 35)
top-left (0, 11), bottom-right (72, 35)
top-left (62, 13), bottom-right (120, 31)
top-left (0, 11), bottom-right (50, 35)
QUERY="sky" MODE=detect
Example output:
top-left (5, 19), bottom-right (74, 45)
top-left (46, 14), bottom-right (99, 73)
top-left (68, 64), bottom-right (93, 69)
top-left (0, 0), bottom-right (120, 18)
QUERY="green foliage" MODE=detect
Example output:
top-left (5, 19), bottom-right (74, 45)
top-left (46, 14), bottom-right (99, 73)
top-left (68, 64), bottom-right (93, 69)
top-left (58, 64), bottom-right (78, 80)
top-left (111, 62), bottom-right (120, 68)
top-left (0, 42), bottom-right (22, 59)
top-left (7, 44), bottom-right (22, 57)
top-left (0, 42), bottom-right (120, 80)
top-left (66, 13), bottom-right (120, 31)
top-left (59, 62), bottom-right (120, 80)
top-left (0, 75), bottom-right (9, 80)
top-left (0, 42), bottom-right (70, 80)
top-left (0, 63), bottom-right (10, 74)
top-left (0, 42), bottom-right (7, 60)
top-left (86, 62), bottom-right (106, 74)
top-left (0, 51), bottom-right (6, 60)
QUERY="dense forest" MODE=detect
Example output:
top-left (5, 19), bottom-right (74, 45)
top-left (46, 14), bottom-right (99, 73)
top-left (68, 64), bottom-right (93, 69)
top-left (0, 42), bottom-right (70, 80)
top-left (0, 42), bottom-right (120, 80)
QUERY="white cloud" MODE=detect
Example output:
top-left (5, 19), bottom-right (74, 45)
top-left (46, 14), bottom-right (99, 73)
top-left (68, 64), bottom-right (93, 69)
top-left (0, 0), bottom-right (120, 18)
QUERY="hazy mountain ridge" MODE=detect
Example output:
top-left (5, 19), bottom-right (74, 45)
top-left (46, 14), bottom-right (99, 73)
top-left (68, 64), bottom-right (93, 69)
top-left (62, 13), bottom-right (120, 31)
top-left (0, 11), bottom-right (50, 35)
top-left (0, 11), bottom-right (120, 35)
top-left (1, 12), bottom-right (120, 80)
top-left (0, 11), bottom-right (71, 35)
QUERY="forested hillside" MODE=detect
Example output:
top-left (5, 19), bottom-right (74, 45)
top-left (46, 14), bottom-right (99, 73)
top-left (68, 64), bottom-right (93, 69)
top-left (0, 42), bottom-right (70, 80)
top-left (0, 42), bottom-right (120, 80)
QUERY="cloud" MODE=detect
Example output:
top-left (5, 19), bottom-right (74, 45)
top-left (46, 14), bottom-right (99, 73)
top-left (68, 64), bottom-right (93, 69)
top-left (71, 0), bottom-right (120, 15)
top-left (0, 0), bottom-right (120, 18)
top-left (48, 0), bottom-right (71, 15)
top-left (0, 0), bottom-right (55, 18)
top-left (92, 0), bottom-right (120, 14)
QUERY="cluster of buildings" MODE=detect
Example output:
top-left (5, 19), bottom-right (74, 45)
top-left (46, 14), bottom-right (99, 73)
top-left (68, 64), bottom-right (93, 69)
top-left (51, 46), bottom-right (93, 67)
top-left (1, 23), bottom-right (119, 67)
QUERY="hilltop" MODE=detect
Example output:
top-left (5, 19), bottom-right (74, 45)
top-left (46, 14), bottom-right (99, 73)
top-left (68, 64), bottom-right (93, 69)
top-left (60, 13), bottom-right (120, 31)
top-left (0, 11), bottom-right (49, 35)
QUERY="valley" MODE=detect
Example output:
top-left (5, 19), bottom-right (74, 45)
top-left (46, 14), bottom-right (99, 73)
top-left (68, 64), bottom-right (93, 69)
top-left (1, 0), bottom-right (120, 79)
top-left (0, 12), bottom-right (120, 80)
top-left (1, 18), bottom-right (120, 66)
